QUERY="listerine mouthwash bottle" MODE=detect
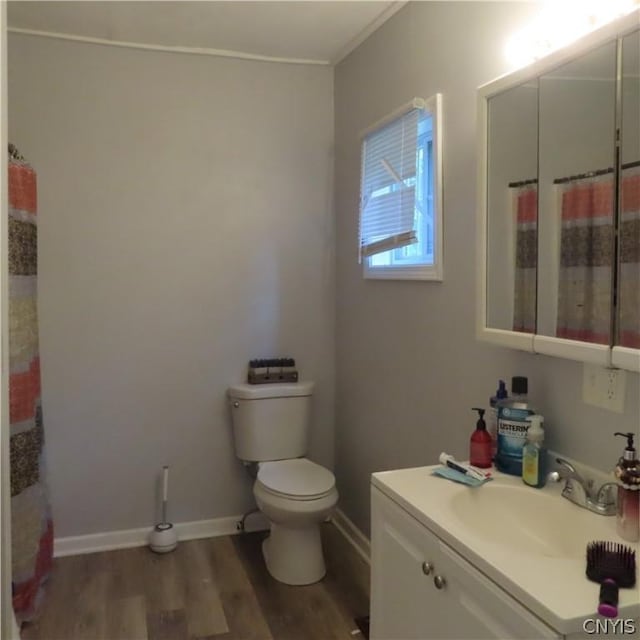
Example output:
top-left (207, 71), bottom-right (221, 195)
top-left (495, 376), bottom-right (535, 476)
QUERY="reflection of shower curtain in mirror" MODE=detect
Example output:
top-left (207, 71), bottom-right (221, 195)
top-left (513, 185), bottom-right (537, 333)
top-left (556, 173), bottom-right (613, 344)
top-left (8, 146), bottom-right (53, 622)
top-left (619, 165), bottom-right (640, 348)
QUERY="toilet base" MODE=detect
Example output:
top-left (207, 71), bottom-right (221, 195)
top-left (262, 523), bottom-right (326, 585)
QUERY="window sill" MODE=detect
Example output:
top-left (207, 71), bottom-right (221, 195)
top-left (363, 265), bottom-right (443, 281)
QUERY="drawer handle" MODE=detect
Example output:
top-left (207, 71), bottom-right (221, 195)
top-left (233, 401), bottom-right (240, 408)
top-left (421, 561), bottom-right (433, 575)
top-left (433, 575), bottom-right (446, 590)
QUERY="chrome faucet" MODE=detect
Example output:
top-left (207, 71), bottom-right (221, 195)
top-left (547, 457), bottom-right (617, 516)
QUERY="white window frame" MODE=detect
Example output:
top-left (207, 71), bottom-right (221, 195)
top-left (359, 94), bottom-right (443, 281)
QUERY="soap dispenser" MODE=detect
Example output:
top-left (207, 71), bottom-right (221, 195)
top-left (522, 415), bottom-right (546, 488)
top-left (470, 408), bottom-right (492, 469)
top-left (614, 432), bottom-right (640, 542)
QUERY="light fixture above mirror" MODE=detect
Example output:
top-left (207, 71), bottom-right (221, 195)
top-left (505, 0), bottom-right (640, 69)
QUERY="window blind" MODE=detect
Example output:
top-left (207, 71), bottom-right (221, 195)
top-left (359, 105), bottom-right (423, 260)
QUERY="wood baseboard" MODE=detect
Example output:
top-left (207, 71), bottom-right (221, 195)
top-left (330, 508), bottom-right (370, 564)
top-left (53, 511), bottom-right (270, 557)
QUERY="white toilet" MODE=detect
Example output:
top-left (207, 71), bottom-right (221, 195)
top-left (228, 381), bottom-right (338, 585)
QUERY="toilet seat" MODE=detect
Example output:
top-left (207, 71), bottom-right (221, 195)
top-left (257, 458), bottom-right (335, 501)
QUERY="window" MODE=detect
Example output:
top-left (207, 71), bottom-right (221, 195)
top-left (358, 95), bottom-right (443, 280)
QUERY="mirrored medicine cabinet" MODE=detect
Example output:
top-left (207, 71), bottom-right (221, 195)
top-left (477, 10), bottom-right (640, 372)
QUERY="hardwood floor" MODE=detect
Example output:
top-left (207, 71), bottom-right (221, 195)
top-left (21, 523), bottom-right (370, 640)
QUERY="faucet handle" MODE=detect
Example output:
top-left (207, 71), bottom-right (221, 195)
top-left (547, 470), bottom-right (562, 483)
top-left (555, 457), bottom-right (577, 474)
top-left (554, 458), bottom-right (593, 491)
top-left (596, 482), bottom-right (618, 506)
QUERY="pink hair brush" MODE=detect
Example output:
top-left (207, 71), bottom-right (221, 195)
top-left (586, 541), bottom-right (636, 618)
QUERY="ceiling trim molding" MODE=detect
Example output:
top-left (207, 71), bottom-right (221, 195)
top-left (7, 27), bottom-right (331, 66)
top-left (332, 0), bottom-right (408, 65)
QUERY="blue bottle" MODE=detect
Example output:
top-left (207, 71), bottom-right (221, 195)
top-left (488, 380), bottom-right (508, 461)
top-left (495, 376), bottom-right (535, 476)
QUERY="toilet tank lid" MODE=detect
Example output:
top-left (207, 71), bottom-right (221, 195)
top-left (227, 381), bottom-right (314, 400)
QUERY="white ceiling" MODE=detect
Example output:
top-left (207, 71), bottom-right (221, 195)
top-left (7, 1), bottom-right (405, 64)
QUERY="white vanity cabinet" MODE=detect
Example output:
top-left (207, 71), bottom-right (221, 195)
top-left (371, 486), bottom-right (562, 640)
top-left (370, 467), bottom-right (640, 639)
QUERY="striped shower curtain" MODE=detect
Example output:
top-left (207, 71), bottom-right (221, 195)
top-left (619, 165), bottom-right (640, 348)
top-left (8, 145), bottom-right (53, 622)
top-left (512, 183), bottom-right (537, 333)
top-left (556, 173), bottom-right (614, 344)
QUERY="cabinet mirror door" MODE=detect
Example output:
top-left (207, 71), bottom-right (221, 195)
top-left (617, 29), bottom-right (640, 354)
top-left (536, 42), bottom-right (617, 347)
top-left (485, 80), bottom-right (538, 335)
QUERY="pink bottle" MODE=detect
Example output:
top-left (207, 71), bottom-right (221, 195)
top-left (470, 408), bottom-right (492, 469)
top-left (614, 432), bottom-right (640, 543)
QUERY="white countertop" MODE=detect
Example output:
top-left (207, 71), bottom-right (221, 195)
top-left (371, 465), bottom-right (640, 636)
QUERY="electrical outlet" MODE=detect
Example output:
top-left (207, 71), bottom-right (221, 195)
top-left (582, 363), bottom-right (626, 413)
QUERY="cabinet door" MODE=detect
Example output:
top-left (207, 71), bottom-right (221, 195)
top-left (438, 540), bottom-right (560, 640)
top-left (534, 40), bottom-right (617, 364)
top-left (613, 28), bottom-right (640, 372)
top-left (371, 487), bottom-right (561, 640)
top-left (371, 487), bottom-right (453, 640)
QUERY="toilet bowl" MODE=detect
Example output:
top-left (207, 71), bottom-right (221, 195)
top-left (254, 457), bottom-right (338, 585)
top-left (227, 381), bottom-right (338, 585)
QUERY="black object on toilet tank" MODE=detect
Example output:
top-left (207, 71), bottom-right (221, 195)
top-left (248, 358), bottom-right (298, 384)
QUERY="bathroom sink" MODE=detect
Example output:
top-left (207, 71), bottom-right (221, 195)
top-left (372, 465), bottom-right (639, 635)
top-left (450, 483), bottom-right (615, 558)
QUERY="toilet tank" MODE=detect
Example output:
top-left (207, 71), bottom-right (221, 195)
top-left (227, 381), bottom-right (314, 462)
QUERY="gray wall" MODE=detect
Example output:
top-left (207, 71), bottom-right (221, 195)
top-left (8, 34), bottom-right (335, 537)
top-left (7, 4), bottom-right (639, 542)
top-left (334, 1), bottom-right (640, 536)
